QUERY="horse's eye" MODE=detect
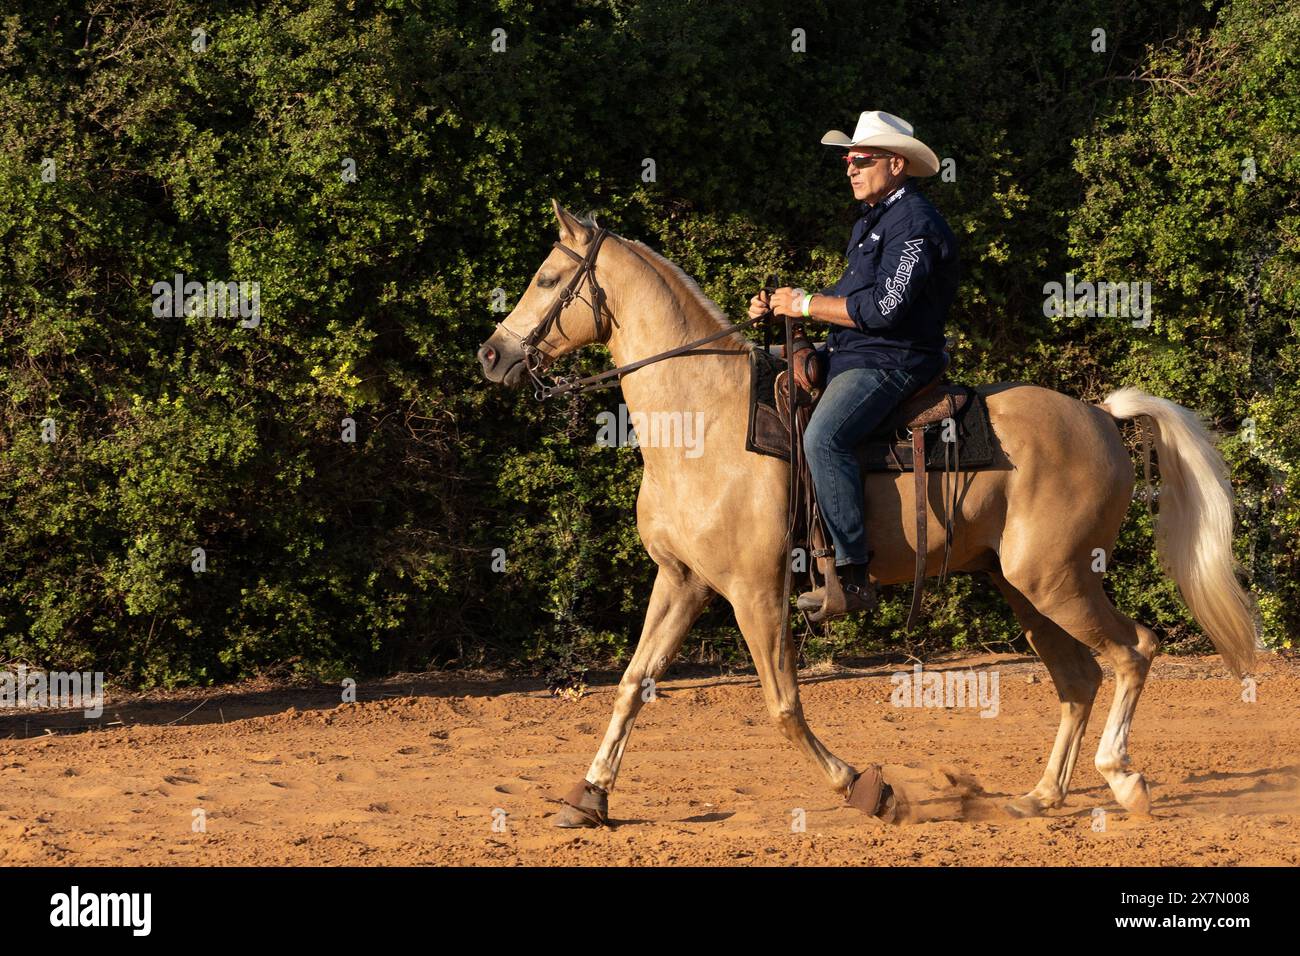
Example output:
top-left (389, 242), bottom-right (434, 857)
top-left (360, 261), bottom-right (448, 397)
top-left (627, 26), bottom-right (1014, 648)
top-left (537, 273), bottom-right (558, 289)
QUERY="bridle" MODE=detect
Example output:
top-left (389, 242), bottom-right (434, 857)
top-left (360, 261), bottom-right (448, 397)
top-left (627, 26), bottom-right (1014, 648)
top-left (495, 227), bottom-right (615, 400)
top-left (493, 225), bottom-right (771, 401)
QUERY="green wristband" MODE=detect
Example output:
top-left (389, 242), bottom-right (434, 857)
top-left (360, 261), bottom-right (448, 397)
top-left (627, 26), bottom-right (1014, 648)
top-left (801, 293), bottom-right (814, 318)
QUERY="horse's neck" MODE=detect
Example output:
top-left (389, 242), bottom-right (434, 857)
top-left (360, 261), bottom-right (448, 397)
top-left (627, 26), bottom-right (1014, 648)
top-left (603, 245), bottom-right (751, 424)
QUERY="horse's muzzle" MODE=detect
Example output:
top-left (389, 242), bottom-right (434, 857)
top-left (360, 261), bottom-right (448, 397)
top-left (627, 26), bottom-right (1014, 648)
top-left (477, 331), bottom-right (526, 388)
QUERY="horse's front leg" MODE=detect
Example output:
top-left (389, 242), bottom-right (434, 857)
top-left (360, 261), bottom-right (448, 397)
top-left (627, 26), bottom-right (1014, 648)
top-left (731, 586), bottom-right (896, 819)
top-left (551, 563), bottom-right (712, 828)
top-left (731, 588), bottom-right (854, 791)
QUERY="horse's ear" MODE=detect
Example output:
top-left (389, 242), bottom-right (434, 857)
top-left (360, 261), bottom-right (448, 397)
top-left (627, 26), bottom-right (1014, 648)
top-left (552, 198), bottom-right (589, 244)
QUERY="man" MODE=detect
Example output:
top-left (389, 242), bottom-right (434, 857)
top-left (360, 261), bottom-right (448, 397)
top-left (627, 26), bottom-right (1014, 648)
top-left (749, 110), bottom-right (959, 620)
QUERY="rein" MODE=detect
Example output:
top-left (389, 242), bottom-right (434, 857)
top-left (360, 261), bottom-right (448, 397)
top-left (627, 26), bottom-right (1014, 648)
top-left (496, 226), bottom-right (772, 401)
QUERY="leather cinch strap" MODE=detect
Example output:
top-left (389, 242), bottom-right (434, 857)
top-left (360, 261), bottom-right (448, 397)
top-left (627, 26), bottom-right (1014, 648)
top-left (906, 426), bottom-right (927, 632)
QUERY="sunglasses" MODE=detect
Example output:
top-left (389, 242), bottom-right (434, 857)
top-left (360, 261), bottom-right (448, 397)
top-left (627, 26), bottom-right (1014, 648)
top-left (843, 152), bottom-right (895, 168)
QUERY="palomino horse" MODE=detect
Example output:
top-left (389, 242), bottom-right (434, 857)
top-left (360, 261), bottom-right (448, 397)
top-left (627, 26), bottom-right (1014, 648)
top-left (477, 200), bottom-right (1258, 826)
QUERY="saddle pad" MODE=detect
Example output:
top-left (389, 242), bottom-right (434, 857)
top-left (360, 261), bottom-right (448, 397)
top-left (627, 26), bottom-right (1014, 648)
top-left (856, 387), bottom-right (996, 472)
top-left (745, 348), bottom-right (790, 459)
top-left (745, 348), bottom-right (997, 471)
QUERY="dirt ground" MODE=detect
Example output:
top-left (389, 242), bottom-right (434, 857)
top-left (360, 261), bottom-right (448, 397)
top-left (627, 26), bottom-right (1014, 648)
top-left (0, 652), bottom-right (1296, 866)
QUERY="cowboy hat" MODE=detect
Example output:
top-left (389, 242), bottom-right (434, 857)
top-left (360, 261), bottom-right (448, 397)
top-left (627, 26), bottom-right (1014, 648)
top-left (820, 110), bottom-right (940, 177)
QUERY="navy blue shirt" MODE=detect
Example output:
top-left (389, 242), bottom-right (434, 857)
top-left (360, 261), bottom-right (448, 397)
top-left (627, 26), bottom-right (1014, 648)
top-left (819, 181), bottom-right (958, 382)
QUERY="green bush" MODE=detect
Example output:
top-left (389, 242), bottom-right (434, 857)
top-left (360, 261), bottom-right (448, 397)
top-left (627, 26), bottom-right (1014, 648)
top-left (0, 0), bottom-right (1291, 687)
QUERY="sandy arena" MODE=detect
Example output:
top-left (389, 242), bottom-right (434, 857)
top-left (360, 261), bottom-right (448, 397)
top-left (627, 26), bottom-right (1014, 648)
top-left (1, 652), bottom-right (1296, 866)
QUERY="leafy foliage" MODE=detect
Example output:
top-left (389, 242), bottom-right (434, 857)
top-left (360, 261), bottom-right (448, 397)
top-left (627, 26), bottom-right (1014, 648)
top-left (0, 0), bottom-right (1291, 687)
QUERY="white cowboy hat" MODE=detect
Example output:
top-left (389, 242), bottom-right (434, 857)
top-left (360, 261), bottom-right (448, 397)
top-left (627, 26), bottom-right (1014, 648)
top-left (820, 110), bottom-right (940, 177)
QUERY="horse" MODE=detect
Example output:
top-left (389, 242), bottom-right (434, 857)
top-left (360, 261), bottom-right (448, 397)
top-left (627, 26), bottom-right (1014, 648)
top-left (476, 199), bottom-right (1258, 826)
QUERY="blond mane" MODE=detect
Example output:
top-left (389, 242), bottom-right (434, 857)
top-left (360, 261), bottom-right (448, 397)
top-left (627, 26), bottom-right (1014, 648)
top-left (575, 213), bottom-right (753, 351)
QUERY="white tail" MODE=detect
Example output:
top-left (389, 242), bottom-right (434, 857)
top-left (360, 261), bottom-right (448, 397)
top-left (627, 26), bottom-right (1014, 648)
top-left (1100, 387), bottom-right (1259, 676)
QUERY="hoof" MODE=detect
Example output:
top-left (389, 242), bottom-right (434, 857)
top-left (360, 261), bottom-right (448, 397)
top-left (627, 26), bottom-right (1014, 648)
top-left (550, 778), bottom-right (608, 828)
top-left (1005, 794), bottom-right (1049, 818)
top-left (1004, 785), bottom-right (1062, 818)
top-left (551, 801), bottom-right (604, 828)
top-left (846, 765), bottom-right (898, 823)
top-left (1112, 772), bottom-right (1152, 816)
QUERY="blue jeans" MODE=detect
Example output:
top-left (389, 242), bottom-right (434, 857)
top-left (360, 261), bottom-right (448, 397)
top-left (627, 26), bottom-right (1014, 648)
top-left (804, 366), bottom-right (930, 567)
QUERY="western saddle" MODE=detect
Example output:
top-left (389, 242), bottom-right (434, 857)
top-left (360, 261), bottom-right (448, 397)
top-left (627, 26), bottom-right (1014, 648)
top-left (775, 350), bottom-right (969, 632)
top-left (778, 351), bottom-right (967, 437)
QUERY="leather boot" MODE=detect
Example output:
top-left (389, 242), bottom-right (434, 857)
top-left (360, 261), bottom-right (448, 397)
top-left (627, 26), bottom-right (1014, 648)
top-left (796, 546), bottom-right (838, 612)
top-left (807, 562), bottom-right (876, 623)
top-left (796, 585), bottom-right (826, 612)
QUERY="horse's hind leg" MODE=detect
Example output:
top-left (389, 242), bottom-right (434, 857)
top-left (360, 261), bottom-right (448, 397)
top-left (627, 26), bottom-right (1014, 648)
top-left (1002, 569), bottom-right (1160, 816)
top-left (551, 562), bottom-right (712, 828)
top-left (991, 571), bottom-right (1102, 817)
top-left (1091, 605), bottom-right (1160, 815)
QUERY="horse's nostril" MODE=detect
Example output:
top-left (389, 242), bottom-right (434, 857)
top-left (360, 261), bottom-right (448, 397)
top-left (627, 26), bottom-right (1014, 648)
top-left (477, 344), bottom-right (496, 368)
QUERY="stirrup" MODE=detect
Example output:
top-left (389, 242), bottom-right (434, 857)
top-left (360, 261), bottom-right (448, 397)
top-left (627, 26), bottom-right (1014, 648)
top-left (807, 577), bottom-right (876, 623)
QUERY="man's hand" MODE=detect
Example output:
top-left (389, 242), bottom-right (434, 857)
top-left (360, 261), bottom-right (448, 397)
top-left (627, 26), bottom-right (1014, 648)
top-left (749, 287), bottom-right (807, 320)
top-left (767, 287), bottom-right (805, 319)
top-left (753, 288), bottom-right (856, 328)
